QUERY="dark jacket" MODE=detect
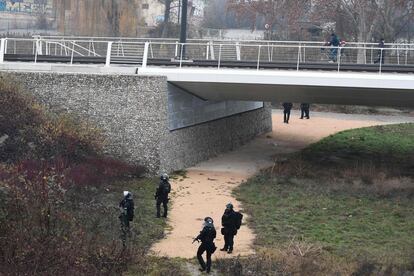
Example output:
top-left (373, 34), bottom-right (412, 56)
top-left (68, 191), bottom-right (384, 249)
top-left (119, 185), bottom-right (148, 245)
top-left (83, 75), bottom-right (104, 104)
top-left (222, 209), bottom-right (238, 234)
top-left (328, 35), bottom-right (340, 47)
top-left (282, 102), bottom-right (293, 110)
top-left (197, 225), bottom-right (217, 245)
top-left (119, 196), bottom-right (134, 221)
top-left (300, 103), bottom-right (310, 109)
top-left (155, 180), bottom-right (171, 200)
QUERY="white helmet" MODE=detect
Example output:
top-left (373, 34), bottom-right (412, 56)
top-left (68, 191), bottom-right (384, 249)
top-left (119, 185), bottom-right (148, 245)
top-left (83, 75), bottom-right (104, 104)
top-left (160, 173), bottom-right (169, 181)
top-left (123, 191), bottom-right (130, 197)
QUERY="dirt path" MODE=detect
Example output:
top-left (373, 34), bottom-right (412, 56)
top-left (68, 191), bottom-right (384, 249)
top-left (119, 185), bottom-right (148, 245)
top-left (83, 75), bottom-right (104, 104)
top-left (150, 110), bottom-right (413, 259)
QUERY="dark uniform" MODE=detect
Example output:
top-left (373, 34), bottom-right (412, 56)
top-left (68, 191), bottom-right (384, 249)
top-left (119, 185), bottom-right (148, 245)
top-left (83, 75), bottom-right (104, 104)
top-left (220, 205), bottom-right (238, 254)
top-left (282, 102), bottom-right (293, 124)
top-left (326, 33), bottom-right (340, 62)
top-left (119, 191), bottom-right (134, 245)
top-left (155, 175), bottom-right (171, 218)
top-left (195, 217), bottom-right (217, 273)
top-left (374, 39), bottom-right (385, 64)
top-left (300, 103), bottom-right (310, 119)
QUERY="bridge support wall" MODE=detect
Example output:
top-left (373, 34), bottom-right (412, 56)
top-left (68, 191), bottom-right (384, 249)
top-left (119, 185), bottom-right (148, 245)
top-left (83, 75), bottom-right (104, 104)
top-left (5, 72), bottom-right (271, 174)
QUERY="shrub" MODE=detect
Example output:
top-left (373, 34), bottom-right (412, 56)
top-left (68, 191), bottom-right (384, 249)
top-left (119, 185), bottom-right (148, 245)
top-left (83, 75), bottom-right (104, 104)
top-left (0, 74), bottom-right (148, 275)
top-left (0, 164), bottom-right (129, 274)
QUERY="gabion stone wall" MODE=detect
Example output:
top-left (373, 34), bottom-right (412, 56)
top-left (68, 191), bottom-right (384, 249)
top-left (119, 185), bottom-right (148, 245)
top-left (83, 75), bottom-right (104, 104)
top-left (5, 72), bottom-right (272, 174)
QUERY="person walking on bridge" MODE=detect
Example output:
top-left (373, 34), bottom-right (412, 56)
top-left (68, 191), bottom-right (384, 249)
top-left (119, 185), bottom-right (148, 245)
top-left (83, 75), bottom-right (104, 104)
top-left (325, 33), bottom-right (340, 62)
top-left (374, 38), bottom-right (386, 64)
top-left (155, 173), bottom-right (171, 218)
top-left (283, 102), bottom-right (293, 124)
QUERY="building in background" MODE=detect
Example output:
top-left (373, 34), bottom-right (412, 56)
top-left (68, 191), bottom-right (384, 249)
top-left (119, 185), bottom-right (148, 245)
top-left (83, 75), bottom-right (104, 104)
top-left (0, 0), bottom-right (53, 14)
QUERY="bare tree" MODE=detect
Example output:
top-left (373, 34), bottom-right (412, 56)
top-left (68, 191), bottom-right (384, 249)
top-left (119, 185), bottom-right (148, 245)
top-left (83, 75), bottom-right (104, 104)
top-left (160, 0), bottom-right (174, 37)
top-left (227, 0), bottom-right (311, 40)
top-left (312, 0), bottom-right (414, 62)
top-left (313, 0), bottom-right (414, 42)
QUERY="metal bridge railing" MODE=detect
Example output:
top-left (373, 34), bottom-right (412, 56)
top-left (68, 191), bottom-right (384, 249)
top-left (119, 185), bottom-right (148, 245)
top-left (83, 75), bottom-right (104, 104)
top-left (1, 37), bottom-right (414, 73)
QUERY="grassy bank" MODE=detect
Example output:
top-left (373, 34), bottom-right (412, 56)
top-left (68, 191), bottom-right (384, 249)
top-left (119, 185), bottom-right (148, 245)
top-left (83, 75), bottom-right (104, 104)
top-left (0, 76), bottom-right (187, 275)
top-left (219, 124), bottom-right (414, 275)
top-left (303, 123), bottom-right (414, 168)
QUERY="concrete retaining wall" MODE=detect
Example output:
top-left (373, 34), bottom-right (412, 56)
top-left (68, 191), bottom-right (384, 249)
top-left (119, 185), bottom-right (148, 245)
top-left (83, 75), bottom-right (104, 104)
top-left (2, 72), bottom-right (272, 174)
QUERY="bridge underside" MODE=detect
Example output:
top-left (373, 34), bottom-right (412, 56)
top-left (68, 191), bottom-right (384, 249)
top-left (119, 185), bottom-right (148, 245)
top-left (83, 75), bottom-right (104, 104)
top-left (137, 68), bottom-right (414, 108)
top-left (172, 82), bottom-right (413, 108)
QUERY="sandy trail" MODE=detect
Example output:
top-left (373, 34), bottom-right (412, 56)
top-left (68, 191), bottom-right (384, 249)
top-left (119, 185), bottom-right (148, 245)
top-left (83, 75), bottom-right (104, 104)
top-left (150, 110), bottom-right (413, 259)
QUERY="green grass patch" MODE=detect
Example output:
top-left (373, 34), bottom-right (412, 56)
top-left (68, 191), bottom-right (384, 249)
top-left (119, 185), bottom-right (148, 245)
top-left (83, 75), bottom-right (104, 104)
top-left (235, 175), bottom-right (414, 264)
top-left (93, 177), bottom-right (167, 248)
top-left (234, 124), bottom-right (414, 271)
top-left (303, 123), bottom-right (414, 165)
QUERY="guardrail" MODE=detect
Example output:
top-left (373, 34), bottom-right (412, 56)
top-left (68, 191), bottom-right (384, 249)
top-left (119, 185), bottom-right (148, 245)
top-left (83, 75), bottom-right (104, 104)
top-left (1, 37), bottom-right (414, 74)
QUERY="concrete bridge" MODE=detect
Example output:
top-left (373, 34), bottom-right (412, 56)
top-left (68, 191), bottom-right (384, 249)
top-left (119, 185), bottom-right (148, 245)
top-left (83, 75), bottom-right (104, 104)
top-left (0, 37), bottom-right (413, 173)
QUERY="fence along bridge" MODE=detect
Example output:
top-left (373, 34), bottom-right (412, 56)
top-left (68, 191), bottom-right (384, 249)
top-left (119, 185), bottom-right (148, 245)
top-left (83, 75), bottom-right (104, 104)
top-left (0, 36), bottom-right (413, 107)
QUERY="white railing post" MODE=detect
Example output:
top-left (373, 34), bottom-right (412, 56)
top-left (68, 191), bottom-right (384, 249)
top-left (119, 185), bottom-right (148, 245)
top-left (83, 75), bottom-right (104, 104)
top-left (337, 47), bottom-right (341, 72)
top-left (303, 47), bottom-right (306, 62)
top-left (379, 48), bottom-right (383, 74)
top-left (105, 41), bottom-right (113, 67)
top-left (38, 38), bottom-right (43, 55)
top-left (257, 45), bottom-right (261, 70)
top-left (296, 45), bottom-right (301, 71)
top-left (175, 41), bottom-right (179, 57)
top-left (70, 41), bottom-right (75, 65)
top-left (218, 44), bottom-right (222, 69)
top-left (0, 38), bottom-right (5, 63)
top-left (236, 42), bottom-right (241, 61)
top-left (209, 41), bottom-right (215, 60)
top-left (206, 42), bottom-right (209, 60)
top-left (142, 42), bottom-right (149, 68)
top-left (397, 48), bottom-right (400, 65)
top-left (180, 43), bottom-right (184, 68)
top-left (149, 42), bottom-right (154, 58)
top-left (405, 48), bottom-right (408, 65)
top-left (34, 39), bottom-right (39, 63)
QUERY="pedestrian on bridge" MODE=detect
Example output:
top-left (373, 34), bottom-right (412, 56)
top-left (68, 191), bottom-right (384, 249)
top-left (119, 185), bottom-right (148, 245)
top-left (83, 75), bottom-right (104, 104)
top-left (300, 103), bottom-right (310, 119)
top-left (374, 38), bottom-right (386, 64)
top-left (283, 102), bottom-right (293, 124)
top-left (325, 33), bottom-right (340, 62)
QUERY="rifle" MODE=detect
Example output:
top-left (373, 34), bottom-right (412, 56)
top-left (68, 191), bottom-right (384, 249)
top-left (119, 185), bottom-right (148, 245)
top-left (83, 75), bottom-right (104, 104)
top-left (192, 238), bottom-right (200, 244)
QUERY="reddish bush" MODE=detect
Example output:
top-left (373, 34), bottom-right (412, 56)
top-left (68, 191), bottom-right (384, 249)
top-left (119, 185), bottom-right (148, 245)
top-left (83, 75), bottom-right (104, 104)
top-left (0, 75), bottom-right (147, 275)
top-left (0, 163), bottom-right (130, 275)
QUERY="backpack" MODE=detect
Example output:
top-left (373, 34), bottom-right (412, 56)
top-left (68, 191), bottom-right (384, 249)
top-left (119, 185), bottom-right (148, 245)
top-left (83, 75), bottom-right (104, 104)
top-left (234, 211), bottom-right (243, 230)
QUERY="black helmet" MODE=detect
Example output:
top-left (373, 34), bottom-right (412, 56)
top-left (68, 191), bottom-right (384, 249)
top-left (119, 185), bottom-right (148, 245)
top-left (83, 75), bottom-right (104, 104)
top-left (204, 217), bottom-right (214, 224)
top-left (226, 203), bottom-right (233, 210)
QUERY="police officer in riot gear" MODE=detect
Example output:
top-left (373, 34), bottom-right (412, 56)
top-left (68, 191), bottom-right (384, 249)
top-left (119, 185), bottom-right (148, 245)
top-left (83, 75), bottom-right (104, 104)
top-left (220, 203), bottom-right (238, 254)
top-left (119, 191), bottom-right (134, 245)
top-left (194, 217), bottom-right (217, 273)
top-left (155, 173), bottom-right (171, 218)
